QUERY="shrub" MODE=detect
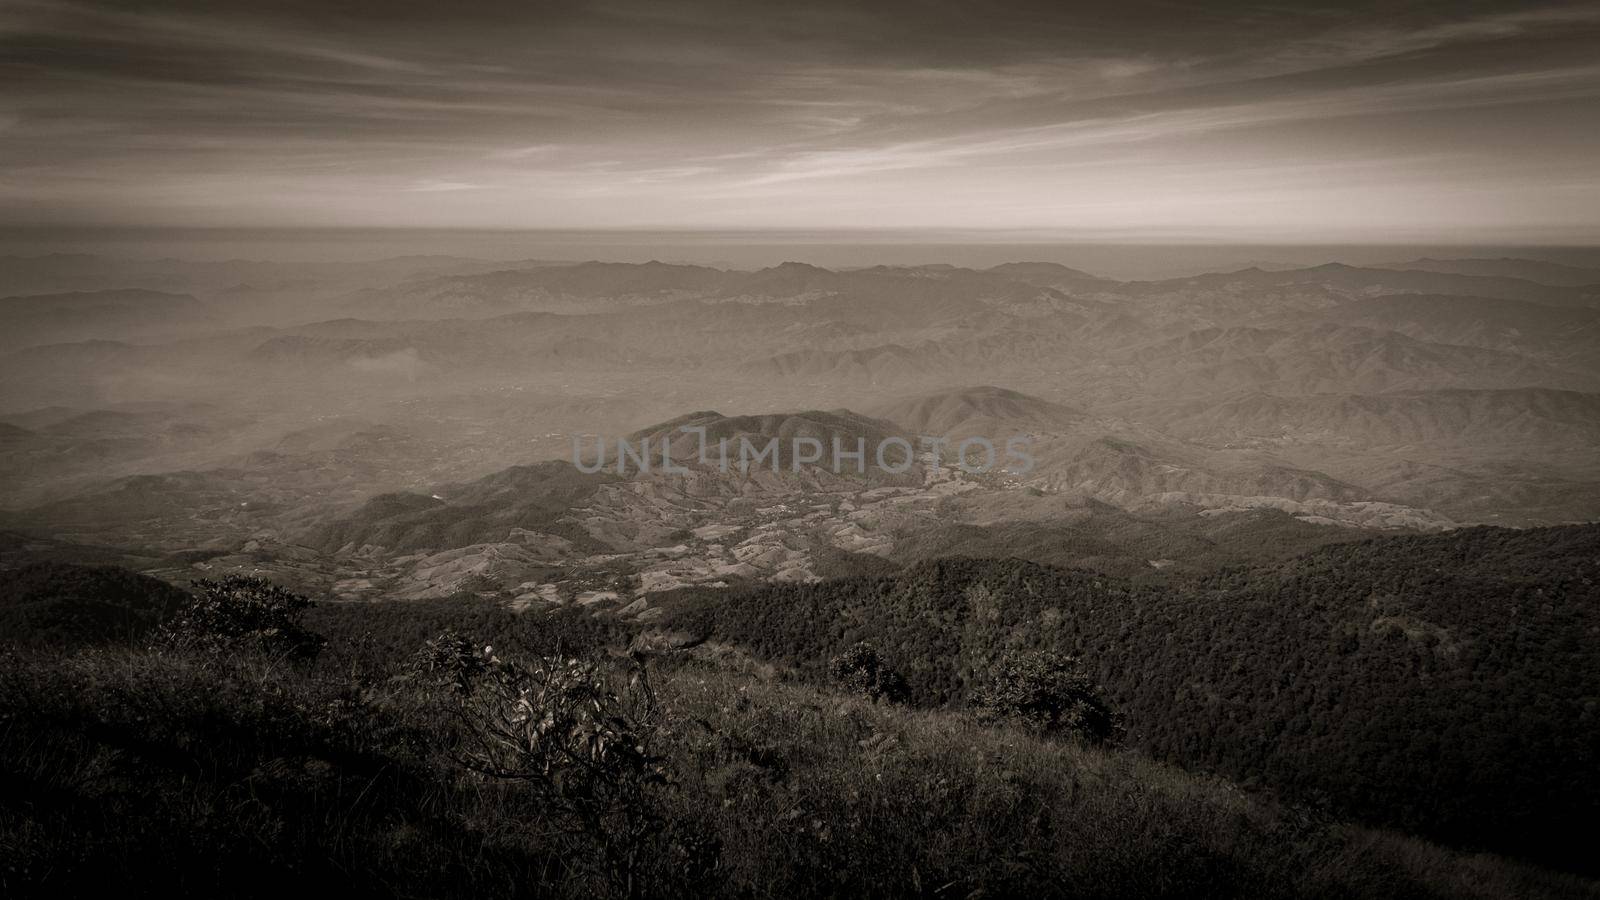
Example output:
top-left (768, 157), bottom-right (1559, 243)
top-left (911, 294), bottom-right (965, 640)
top-left (410, 628), bottom-right (489, 694)
top-left (156, 575), bottom-right (323, 660)
top-left (419, 637), bottom-right (671, 896)
top-left (970, 650), bottom-right (1118, 743)
top-left (826, 641), bottom-right (907, 702)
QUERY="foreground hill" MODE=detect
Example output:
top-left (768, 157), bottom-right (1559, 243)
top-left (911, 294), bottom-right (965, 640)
top-left (1, 589), bottom-right (1592, 897)
top-left (651, 523), bottom-right (1600, 872)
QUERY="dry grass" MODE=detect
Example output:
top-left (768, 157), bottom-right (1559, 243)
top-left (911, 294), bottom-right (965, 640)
top-left (0, 646), bottom-right (1593, 898)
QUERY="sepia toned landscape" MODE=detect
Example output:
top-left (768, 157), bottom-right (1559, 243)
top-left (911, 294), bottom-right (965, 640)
top-left (2, 1), bottom-right (1599, 897)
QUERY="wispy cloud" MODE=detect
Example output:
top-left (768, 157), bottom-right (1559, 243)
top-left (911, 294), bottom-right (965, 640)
top-left (405, 179), bottom-right (484, 192)
top-left (727, 63), bottom-right (1600, 188)
top-left (2, 0), bottom-right (1598, 237)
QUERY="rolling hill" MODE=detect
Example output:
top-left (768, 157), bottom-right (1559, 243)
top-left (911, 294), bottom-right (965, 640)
top-left (0, 289), bottom-right (212, 352)
top-left (297, 460), bottom-right (615, 556)
top-left (873, 385), bottom-right (1088, 439)
top-left (1162, 388), bottom-right (1600, 451)
top-left (1316, 293), bottom-right (1600, 368)
top-left (1376, 257), bottom-right (1600, 287)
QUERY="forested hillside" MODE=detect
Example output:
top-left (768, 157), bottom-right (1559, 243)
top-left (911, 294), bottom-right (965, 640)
top-left (4, 524), bottom-right (1597, 885)
top-left (654, 524), bottom-right (1600, 871)
top-left (0, 562), bottom-right (191, 647)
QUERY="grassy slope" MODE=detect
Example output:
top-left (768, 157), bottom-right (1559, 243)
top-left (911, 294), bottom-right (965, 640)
top-left (648, 526), bottom-right (1600, 869)
top-left (1, 644), bottom-right (1594, 899)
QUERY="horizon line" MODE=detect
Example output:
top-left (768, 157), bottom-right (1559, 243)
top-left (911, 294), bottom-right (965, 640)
top-left (0, 224), bottom-right (1596, 249)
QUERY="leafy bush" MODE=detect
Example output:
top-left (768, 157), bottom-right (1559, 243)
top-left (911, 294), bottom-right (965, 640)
top-left (411, 628), bottom-right (489, 694)
top-left (826, 641), bottom-right (907, 702)
top-left (156, 575), bottom-right (323, 659)
top-left (416, 636), bottom-right (671, 895)
top-left (970, 650), bottom-right (1118, 743)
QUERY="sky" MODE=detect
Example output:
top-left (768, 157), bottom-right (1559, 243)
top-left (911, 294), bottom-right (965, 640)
top-left (3, 0), bottom-right (1599, 242)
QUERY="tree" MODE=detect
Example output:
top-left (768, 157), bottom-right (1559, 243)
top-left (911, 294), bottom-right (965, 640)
top-left (157, 575), bottom-right (323, 659)
top-left (826, 641), bottom-right (907, 703)
top-left (411, 628), bottom-right (489, 694)
top-left (970, 650), bottom-right (1118, 743)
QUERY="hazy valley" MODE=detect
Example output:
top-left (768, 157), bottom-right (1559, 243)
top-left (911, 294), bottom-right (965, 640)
top-left (4, 253), bottom-right (1598, 604)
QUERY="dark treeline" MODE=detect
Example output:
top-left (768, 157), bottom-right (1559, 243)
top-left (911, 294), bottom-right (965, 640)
top-left (0, 561), bottom-right (190, 648)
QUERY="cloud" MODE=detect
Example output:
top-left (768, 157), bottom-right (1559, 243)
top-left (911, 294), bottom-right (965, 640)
top-left (727, 63), bottom-right (1600, 188)
top-left (406, 180), bottom-right (484, 192)
top-left (2, 0), bottom-right (1598, 237)
top-left (490, 144), bottom-right (561, 160)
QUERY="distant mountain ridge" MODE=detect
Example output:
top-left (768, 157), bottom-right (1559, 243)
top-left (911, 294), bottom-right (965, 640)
top-left (1163, 387), bottom-right (1600, 448)
top-left (1130, 262), bottom-right (1599, 307)
top-left (872, 385), bottom-right (1087, 439)
top-left (3, 252), bottom-right (1599, 566)
top-left (1315, 293), bottom-right (1600, 366)
top-left (1376, 256), bottom-right (1600, 286)
top-left (0, 289), bottom-right (210, 351)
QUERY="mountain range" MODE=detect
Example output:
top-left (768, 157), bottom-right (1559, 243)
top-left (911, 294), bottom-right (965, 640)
top-left (1, 252), bottom-right (1597, 604)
